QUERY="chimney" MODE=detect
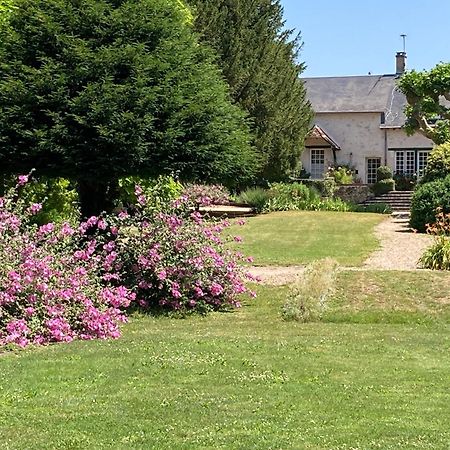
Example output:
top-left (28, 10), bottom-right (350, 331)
top-left (396, 51), bottom-right (407, 75)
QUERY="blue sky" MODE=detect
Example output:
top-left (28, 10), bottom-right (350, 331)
top-left (280, 0), bottom-right (450, 77)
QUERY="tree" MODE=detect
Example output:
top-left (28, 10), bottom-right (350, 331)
top-left (0, 0), bottom-right (13, 27)
top-left (398, 63), bottom-right (450, 145)
top-left (188, 0), bottom-right (313, 181)
top-left (0, 0), bottom-right (257, 216)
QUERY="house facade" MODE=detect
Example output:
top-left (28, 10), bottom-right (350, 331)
top-left (301, 53), bottom-right (434, 183)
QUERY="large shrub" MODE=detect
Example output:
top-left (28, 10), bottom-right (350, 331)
top-left (113, 187), bottom-right (256, 312)
top-left (421, 143), bottom-right (450, 183)
top-left (410, 175), bottom-right (450, 232)
top-left (0, 176), bottom-right (135, 347)
top-left (0, 0), bottom-right (257, 217)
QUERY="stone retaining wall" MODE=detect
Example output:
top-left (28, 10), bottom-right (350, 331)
top-left (334, 184), bottom-right (373, 204)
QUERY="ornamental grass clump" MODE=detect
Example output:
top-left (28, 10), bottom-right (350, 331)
top-left (0, 176), bottom-right (135, 348)
top-left (282, 258), bottom-right (339, 322)
top-left (114, 186), bottom-right (256, 313)
top-left (419, 208), bottom-right (450, 270)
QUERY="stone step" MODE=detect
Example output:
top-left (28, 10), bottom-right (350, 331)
top-left (360, 190), bottom-right (413, 211)
top-left (364, 199), bottom-right (411, 205)
top-left (392, 211), bottom-right (411, 219)
top-left (378, 193), bottom-right (413, 198)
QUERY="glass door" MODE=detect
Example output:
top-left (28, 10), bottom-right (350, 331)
top-left (310, 149), bottom-right (325, 179)
top-left (417, 151), bottom-right (429, 177)
top-left (367, 158), bottom-right (381, 184)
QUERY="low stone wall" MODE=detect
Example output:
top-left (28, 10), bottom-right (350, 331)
top-left (334, 184), bottom-right (374, 204)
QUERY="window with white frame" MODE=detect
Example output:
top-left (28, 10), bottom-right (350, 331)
top-left (367, 157), bottom-right (381, 184)
top-left (310, 149), bottom-right (325, 179)
top-left (418, 151), bottom-right (429, 176)
top-left (395, 150), bottom-right (431, 176)
top-left (395, 151), bottom-right (404, 174)
top-left (395, 150), bottom-right (415, 174)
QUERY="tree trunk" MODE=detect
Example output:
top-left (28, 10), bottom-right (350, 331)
top-left (77, 179), bottom-right (118, 218)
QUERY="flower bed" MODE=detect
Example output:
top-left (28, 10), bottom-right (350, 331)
top-left (0, 178), bottom-right (255, 347)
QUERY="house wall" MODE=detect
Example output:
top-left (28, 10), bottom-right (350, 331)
top-left (301, 112), bottom-right (435, 182)
top-left (386, 128), bottom-right (433, 149)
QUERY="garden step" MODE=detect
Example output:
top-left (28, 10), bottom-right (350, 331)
top-left (391, 211), bottom-right (411, 219)
top-left (360, 190), bottom-right (413, 211)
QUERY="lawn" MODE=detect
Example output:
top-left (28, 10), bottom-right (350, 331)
top-left (232, 210), bottom-right (385, 266)
top-left (1, 271), bottom-right (449, 449)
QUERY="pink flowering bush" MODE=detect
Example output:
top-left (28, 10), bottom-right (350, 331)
top-left (0, 177), bottom-right (134, 347)
top-left (1, 176), bottom-right (256, 347)
top-left (182, 183), bottom-right (231, 207)
top-left (114, 188), bottom-right (256, 313)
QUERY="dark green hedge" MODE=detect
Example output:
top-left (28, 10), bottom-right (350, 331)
top-left (410, 175), bottom-right (450, 232)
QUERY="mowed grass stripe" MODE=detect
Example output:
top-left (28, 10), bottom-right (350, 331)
top-left (231, 210), bottom-right (385, 266)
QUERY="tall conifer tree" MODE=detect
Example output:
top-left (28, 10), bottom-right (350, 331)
top-left (0, 0), bottom-right (257, 216)
top-left (189, 0), bottom-right (313, 180)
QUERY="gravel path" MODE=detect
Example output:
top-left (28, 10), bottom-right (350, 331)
top-left (362, 216), bottom-right (432, 270)
top-left (249, 216), bottom-right (434, 285)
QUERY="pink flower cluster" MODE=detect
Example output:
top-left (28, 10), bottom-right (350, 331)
top-left (0, 179), bottom-right (134, 348)
top-left (182, 183), bottom-right (231, 207)
top-left (116, 195), bottom-right (257, 313)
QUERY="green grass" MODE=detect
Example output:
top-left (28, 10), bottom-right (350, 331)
top-left (327, 270), bottom-right (450, 323)
top-left (1, 272), bottom-right (449, 449)
top-left (232, 210), bottom-right (385, 266)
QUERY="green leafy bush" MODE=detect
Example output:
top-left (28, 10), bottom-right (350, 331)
top-left (410, 175), bottom-right (450, 232)
top-left (372, 179), bottom-right (395, 196)
top-left (269, 182), bottom-right (319, 202)
top-left (421, 143), bottom-right (450, 183)
top-left (118, 176), bottom-right (183, 212)
top-left (298, 178), bottom-right (336, 197)
top-left (394, 172), bottom-right (416, 191)
top-left (1, 175), bottom-right (79, 225)
top-left (326, 165), bottom-right (354, 185)
top-left (377, 166), bottom-right (393, 182)
top-left (282, 258), bottom-right (339, 322)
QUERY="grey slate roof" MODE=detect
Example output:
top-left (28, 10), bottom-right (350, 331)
top-left (303, 74), bottom-right (407, 128)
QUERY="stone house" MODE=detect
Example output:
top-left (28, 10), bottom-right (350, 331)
top-left (301, 52), bottom-right (434, 184)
